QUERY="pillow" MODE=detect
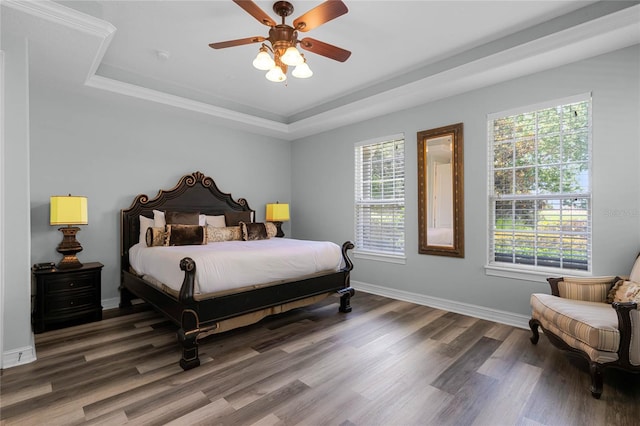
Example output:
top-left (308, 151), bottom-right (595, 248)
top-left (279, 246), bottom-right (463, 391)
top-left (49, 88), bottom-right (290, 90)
top-left (153, 209), bottom-right (165, 228)
top-left (166, 224), bottom-right (206, 246)
top-left (225, 210), bottom-right (252, 226)
top-left (206, 215), bottom-right (226, 227)
top-left (165, 211), bottom-right (200, 225)
top-left (206, 225), bottom-right (242, 242)
top-left (607, 279), bottom-right (640, 304)
top-left (240, 222), bottom-right (268, 241)
top-left (557, 277), bottom-right (613, 303)
top-left (265, 222), bottom-right (277, 238)
top-left (145, 227), bottom-right (168, 247)
top-left (139, 216), bottom-right (155, 244)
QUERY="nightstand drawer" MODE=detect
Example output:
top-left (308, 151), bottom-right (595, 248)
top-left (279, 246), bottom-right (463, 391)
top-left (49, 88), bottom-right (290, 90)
top-left (45, 274), bottom-right (96, 294)
top-left (45, 291), bottom-right (97, 315)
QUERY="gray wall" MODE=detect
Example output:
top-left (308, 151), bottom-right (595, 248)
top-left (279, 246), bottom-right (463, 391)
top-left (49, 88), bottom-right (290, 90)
top-left (291, 45), bottom-right (640, 317)
top-left (29, 85), bottom-right (292, 305)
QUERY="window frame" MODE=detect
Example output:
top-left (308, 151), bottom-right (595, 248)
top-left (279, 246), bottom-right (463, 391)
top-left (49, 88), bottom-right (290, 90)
top-left (485, 93), bottom-right (593, 281)
top-left (354, 133), bottom-right (406, 264)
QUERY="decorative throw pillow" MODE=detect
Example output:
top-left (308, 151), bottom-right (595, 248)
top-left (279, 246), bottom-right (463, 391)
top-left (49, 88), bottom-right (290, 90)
top-left (206, 215), bottom-right (226, 228)
top-left (165, 210), bottom-right (200, 225)
top-left (153, 209), bottom-right (166, 228)
top-left (240, 222), bottom-right (268, 241)
top-left (206, 225), bottom-right (242, 242)
top-left (265, 222), bottom-right (277, 238)
top-left (224, 210), bottom-right (252, 226)
top-left (139, 215), bottom-right (155, 244)
top-left (166, 224), bottom-right (206, 246)
top-left (607, 279), bottom-right (640, 304)
top-left (558, 277), bottom-right (614, 303)
top-left (145, 227), bottom-right (167, 247)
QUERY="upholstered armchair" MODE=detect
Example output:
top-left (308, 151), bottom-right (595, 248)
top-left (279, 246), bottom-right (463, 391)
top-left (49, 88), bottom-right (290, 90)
top-left (529, 255), bottom-right (640, 398)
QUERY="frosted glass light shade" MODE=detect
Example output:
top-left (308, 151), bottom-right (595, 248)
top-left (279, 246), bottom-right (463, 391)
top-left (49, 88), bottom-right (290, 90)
top-left (50, 196), bottom-right (88, 225)
top-left (292, 62), bottom-right (313, 78)
top-left (253, 50), bottom-right (275, 70)
top-left (266, 66), bottom-right (286, 82)
top-left (281, 46), bottom-right (304, 66)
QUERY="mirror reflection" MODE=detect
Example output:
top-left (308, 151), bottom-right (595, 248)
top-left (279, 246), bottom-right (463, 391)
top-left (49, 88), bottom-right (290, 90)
top-left (426, 135), bottom-right (454, 246)
top-left (418, 123), bottom-right (464, 257)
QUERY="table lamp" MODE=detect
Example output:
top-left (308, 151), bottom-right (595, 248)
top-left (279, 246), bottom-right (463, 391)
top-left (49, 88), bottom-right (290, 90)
top-left (50, 195), bottom-right (88, 269)
top-left (265, 202), bottom-right (289, 237)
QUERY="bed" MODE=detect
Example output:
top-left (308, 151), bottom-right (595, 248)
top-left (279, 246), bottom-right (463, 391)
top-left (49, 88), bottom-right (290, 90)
top-left (120, 171), bottom-right (355, 370)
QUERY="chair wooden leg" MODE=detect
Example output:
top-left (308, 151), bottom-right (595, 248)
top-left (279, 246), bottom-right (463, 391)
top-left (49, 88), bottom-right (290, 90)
top-left (589, 362), bottom-right (603, 399)
top-left (529, 318), bottom-right (540, 344)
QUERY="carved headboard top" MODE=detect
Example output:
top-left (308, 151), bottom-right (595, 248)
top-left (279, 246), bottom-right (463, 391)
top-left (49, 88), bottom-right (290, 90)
top-left (120, 171), bottom-right (254, 270)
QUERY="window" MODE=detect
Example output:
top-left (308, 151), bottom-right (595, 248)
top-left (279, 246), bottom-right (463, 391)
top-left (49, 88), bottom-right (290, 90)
top-left (487, 93), bottom-right (592, 274)
top-left (354, 134), bottom-right (405, 261)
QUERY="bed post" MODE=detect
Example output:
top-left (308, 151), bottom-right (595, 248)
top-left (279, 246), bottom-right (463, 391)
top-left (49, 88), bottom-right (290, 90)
top-left (178, 309), bottom-right (200, 370)
top-left (339, 241), bottom-right (355, 313)
top-left (178, 257), bottom-right (200, 370)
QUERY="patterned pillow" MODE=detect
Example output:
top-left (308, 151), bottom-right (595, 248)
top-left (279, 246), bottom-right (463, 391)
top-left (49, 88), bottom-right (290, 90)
top-left (139, 215), bottom-right (155, 244)
top-left (557, 277), bottom-right (614, 303)
top-left (608, 280), bottom-right (640, 304)
top-left (240, 222), bottom-right (268, 241)
top-left (166, 224), bottom-right (206, 246)
top-left (224, 210), bottom-right (252, 226)
top-left (145, 227), bottom-right (168, 247)
top-left (165, 211), bottom-right (200, 225)
top-left (265, 222), bottom-right (277, 238)
top-left (206, 225), bottom-right (242, 242)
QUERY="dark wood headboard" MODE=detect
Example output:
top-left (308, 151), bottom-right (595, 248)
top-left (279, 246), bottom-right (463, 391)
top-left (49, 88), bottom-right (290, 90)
top-left (120, 171), bottom-right (254, 272)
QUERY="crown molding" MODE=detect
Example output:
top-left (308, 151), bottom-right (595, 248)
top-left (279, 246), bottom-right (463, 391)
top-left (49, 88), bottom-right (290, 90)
top-left (6, 0), bottom-right (639, 141)
top-left (3, 0), bottom-right (115, 37)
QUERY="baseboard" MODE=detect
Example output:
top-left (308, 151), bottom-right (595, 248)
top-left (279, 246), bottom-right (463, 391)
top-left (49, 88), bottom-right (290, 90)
top-left (352, 280), bottom-right (530, 330)
top-left (101, 297), bottom-right (120, 310)
top-left (2, 344), bottom-right (37, 369)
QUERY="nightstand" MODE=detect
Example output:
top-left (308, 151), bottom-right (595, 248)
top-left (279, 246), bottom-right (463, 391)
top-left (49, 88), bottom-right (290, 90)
top-left (32, 262), bottom-right (104, 333)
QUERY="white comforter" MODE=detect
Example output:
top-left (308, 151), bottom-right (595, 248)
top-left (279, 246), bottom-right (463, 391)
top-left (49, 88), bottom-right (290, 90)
top-left (129, 238), bottom-right (343, 295)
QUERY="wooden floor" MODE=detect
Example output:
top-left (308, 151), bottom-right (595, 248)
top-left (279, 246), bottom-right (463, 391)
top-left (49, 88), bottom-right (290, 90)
top-left (1, 292), bottom-right (638, 426)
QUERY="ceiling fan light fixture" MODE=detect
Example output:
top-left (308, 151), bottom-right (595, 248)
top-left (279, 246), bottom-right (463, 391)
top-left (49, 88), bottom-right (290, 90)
top-left (292, 60), bottom-right (313, 78)
top-left (266, 65), bottom-right (287, 82)
top-left (252, 47), bottom-right (275, 70)
top-left (281, 46), bottom-right (304, 66)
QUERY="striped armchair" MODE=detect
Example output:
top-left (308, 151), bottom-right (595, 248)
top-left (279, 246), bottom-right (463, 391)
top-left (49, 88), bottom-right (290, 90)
top-left (529, 256), bottom-right (640, 399)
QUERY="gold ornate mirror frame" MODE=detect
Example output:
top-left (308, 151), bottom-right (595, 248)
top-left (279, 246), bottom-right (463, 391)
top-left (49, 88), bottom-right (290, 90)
top-left (417, 122), bottom-right (464, 257)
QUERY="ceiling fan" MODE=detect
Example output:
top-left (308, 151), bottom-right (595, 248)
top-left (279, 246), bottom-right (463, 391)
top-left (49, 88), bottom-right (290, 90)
top-left (209, 0), bottom-right (351, 82)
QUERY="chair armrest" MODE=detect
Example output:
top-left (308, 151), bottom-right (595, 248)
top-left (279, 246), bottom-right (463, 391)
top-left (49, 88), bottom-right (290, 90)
top-left (547, 276), bottom-right (620, 298)
top-left (612, 301), bottom-right (639, 367)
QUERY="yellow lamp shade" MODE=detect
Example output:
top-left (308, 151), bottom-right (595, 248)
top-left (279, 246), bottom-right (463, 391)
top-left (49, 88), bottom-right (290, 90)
top-left (50, 195), bottom-right (88, 225)
top-left (266, 203), bottom-right (290, 222)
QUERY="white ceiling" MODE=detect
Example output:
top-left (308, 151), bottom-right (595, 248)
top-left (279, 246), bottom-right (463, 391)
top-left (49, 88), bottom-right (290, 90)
top-left (3, 1), bottom-right (639, 139)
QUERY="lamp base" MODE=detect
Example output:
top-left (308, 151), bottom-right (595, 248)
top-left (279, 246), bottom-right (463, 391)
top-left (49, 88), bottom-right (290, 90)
top-left (273, 221), bottom-right (285, 238)
top-left (56, 226), bottom-right (83, 269)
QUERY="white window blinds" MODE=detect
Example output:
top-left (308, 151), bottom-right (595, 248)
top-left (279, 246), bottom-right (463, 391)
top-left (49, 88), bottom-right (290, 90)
top-left (354, 135), bottom-right (405, 256)
top-left (487, 93), bottom-right (592, 272)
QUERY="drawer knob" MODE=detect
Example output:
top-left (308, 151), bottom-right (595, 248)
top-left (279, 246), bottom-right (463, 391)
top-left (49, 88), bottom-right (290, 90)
top-left (70, 301), bottom-right (74, 305)
top-left (69, 282), bottom-right (75, 287)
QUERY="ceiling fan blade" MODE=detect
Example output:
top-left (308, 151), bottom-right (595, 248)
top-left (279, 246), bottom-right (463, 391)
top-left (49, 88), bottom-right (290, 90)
top-left (293, 0), bottom-right (348, 32)
top-left (232, 0), bottom-right (276, 27)
top-left (209, 36), bottom-right (266, 49)
top-left (299, 37), bottom-right (351, 62)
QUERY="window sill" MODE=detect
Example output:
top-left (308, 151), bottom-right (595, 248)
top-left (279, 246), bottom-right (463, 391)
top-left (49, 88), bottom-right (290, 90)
top-left (485, 263), bottom-right (592, 283)
top-left (353, 250), bottom-right (406, 265)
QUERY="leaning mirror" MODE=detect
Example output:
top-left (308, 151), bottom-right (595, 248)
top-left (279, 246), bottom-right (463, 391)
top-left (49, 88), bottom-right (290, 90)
top-left (417, 123), bottom-right (464, 257)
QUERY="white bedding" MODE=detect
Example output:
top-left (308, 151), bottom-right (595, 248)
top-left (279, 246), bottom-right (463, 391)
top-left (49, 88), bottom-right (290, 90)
top-left (129, 238), bottom-right (343, 295)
